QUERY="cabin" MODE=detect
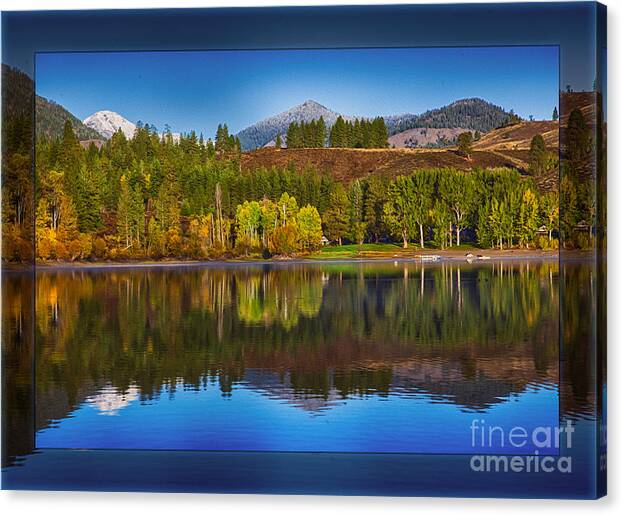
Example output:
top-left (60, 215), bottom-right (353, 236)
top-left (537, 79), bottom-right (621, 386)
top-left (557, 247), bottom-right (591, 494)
top-left (575, 220), bottom-right (591, 232)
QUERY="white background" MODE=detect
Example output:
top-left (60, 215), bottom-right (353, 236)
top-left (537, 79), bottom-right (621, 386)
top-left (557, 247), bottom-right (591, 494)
top-left (0, 0), bottom-right (618, 513)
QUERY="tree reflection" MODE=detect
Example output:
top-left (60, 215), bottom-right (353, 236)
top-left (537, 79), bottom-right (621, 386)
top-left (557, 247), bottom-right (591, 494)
top-left (0, 260), bottom-right (599, 465)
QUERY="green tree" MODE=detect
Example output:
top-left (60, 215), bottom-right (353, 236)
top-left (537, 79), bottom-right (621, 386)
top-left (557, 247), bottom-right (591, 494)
top-left (411, 171), bottom-right (434, 248)
top-left (383, 176), bottom-right (416, 248)
top-left (348, 179), bottom-right (366, 242)
top-left (432, 199), bottom-right (452, 249)
top-left (286, 122), bottom-right (302, 149)
top-left (518, 188), bottom-right (540, 248)
top-left (116, 175), bottom-right (144, 251)
top-left (540, 192), bottom-right (559, 242)
top-left (439, 171), bottom-right (476, 246)
top-left (529, 134), bottom-right (548, 176)
top-left (363, 176), bottom-right (387, 242)
top-left (323, 184), bottom-right (350, 245)
top-left (297, 205), bottom-right (323, 250)
top-left (457, 132), bottom-right (473, 159)
top-left (315, 117), bottom-right (326, 147)
top-left (259, 198), bottom-right (279, 247)
top-left (329, 116), bottom-right (347, 148)
top-left (235, 200), bottom-right (262, 250)
top-left (566, 109), bottom-right (591, 166)
top-left (74, 163), bottom-right (103, 232)
top-left (276, 192), bottom-right (299, 226)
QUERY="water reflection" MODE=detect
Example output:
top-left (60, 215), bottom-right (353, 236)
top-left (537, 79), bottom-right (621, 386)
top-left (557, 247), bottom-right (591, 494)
top-left (0, 260), bottom-right (597, 462)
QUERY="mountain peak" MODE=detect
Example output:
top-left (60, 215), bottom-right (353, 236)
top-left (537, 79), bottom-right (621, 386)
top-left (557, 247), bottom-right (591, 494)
top-left (236, 100), bottom-right (343, 150)
top-left (84, 110), bottom-right (136, 139)
top-left (450, 97), bottom-right (492, 106)
top-left (300, 99), bottom-right (326, 108)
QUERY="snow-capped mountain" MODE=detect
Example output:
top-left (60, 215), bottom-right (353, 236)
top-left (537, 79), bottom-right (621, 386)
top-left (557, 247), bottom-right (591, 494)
top-left (83, 110), bottom-right (137, 139)
top-left (236, 100), bottom-right (350, 150)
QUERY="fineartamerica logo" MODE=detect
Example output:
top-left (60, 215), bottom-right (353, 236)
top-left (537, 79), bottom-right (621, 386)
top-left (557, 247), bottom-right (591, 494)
top-left (469, 419), bottom-right (574, 474)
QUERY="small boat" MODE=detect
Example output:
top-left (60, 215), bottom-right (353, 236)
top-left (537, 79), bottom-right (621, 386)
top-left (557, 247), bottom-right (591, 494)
top-left (477, 255), bottom-right (491, 260)
top-left (421, 254), bottom-right (441, 262)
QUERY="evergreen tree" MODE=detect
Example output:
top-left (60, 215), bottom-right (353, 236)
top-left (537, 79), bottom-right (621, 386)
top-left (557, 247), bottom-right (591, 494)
top-left (529, 134), bottom-right (549, 176)
top-left (286, 122), bottom-right (301, 149)
top-left (59, 120), bottom-right (82, 200)
top-left (348, 179), bottom-right (365, 242)
top-left (363, 175), bottom-right (387, 242)
top-left (323, 185), bottom-right (349, 245)
top-left (329, 116), bottom-right (347, 148)
top-left (566, 108), bottom-right (591, 166)
top-left (457, 132), bottom-right (473, 159)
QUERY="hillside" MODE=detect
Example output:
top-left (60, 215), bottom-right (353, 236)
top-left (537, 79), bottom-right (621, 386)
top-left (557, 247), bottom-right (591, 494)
top-left (2, 64), bottom-right (33, 123)
top-left (242, 147), bottom-right (530, 182)
top-left (242, 118), bottom-right (562, 192)
top-left (36, 96), bottom-right (104, 141)
top-left (388, 127), bottom-right (469, 148)
top-left (2, 64), bottom-right (34, 154)
top-left (472, 120), bottom-right (559, 151)
top-left (559, 91), bottom-right (598, 126)
top-left (384, 98), bottom-right (513, 135)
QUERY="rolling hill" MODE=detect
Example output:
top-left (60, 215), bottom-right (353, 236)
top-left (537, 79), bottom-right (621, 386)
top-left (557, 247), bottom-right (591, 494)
top-left (472, 120), bottom-right (559, 151)
top-left (36, 96), bottom-right (104, 141)
top-left (384, 98), bottom-right (513, 135)
top-left (241, 147), bottom-right (527, 183)
top-left (241, 118), bottom-right (560, 192)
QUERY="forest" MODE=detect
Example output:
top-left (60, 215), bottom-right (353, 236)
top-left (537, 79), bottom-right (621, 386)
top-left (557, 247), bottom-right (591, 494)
top-left (2, 115), bottom-right (598, 262)
top-left (0, 62), bottom-right (598, 263)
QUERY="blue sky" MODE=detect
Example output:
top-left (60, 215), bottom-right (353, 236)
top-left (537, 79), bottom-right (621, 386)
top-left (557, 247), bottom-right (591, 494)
top-left (36, 47), bottom-right (558, 137)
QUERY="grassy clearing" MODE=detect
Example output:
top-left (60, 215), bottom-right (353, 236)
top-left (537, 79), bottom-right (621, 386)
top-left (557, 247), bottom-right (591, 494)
top-left (310, 243), bottom-right (408, 259)
top-left (320, 243), bottom-right (405, 254)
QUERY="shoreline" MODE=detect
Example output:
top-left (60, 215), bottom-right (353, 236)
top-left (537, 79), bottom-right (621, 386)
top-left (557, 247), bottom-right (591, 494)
top-left (1, 248), bottom-right (586, 272)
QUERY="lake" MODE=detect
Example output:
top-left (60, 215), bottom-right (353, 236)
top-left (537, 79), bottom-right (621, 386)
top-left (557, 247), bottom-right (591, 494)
top-left (6, 259), bottom-right (559, 456)
top-left (6, 258), bottom-right (596, 463)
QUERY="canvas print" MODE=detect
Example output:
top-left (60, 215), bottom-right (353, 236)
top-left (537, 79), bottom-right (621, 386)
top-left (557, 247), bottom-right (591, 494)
top-left (0, 2), bottom-right (606, 497)
top-left (16, 46), bottom-right (565, 454)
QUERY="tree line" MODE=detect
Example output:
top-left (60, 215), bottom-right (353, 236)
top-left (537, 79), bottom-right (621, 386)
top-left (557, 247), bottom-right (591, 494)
top-left (283, 115), bottom-right (389, 149)
top-left (20, 119), bottom-right (568, 262)
top-left (1, 63), bottom-right (599, 263)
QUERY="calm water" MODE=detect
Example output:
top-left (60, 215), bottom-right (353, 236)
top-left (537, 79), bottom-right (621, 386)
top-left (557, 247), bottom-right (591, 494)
top-left (2, 260), bottom-right (570, 460)
top-left (20, 260), bottom-right (559, 455)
